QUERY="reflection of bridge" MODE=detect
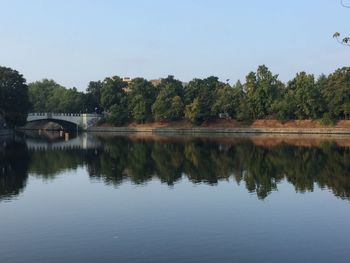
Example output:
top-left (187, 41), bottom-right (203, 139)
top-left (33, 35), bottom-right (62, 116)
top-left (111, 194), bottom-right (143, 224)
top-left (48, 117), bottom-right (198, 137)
top-left (25, 133), bottom-right (102, 151)
top-left (27, 113), bottom-right (102, 130)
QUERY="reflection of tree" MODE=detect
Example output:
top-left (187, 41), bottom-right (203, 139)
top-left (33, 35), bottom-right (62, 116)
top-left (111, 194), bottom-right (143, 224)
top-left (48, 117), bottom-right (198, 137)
top-left (0, 140), bottom-right (30, 201)
top-left (279, 146), bottom-right (322, 193)
top-left (127, 141), bottom-right (154, 183)
top-left (317, 142), bottom-right (350, 199)
top-left (237, 144), bottom-right (284, 199)
top-left (151, 142), bottom-right (183, 185)
top-left (88, 137), bottom-right (129, 185)
top-left (91, 137), bottom-right (350, 200)
top-left (29, 149), bottom-right (88, 179)
top-left (183, 141), bottom-right (235, 184)
top-left (3, 135), bottom-right (350, 201)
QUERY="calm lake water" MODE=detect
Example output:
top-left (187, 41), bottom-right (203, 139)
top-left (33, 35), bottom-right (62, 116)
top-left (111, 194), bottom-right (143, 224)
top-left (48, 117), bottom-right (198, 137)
top-left (1, 132), bottom-right (350, 263)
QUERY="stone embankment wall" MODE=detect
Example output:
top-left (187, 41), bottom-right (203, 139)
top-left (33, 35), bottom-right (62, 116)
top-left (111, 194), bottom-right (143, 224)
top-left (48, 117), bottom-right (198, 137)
top-left (88, 127), bottom-right (350, 135)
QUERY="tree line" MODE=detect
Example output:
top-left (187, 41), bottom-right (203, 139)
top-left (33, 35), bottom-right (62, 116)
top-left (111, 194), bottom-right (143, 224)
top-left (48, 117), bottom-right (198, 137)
top-left (1, 65), bottom-right (350, 126)
top-left (75, 65), bottom-right (350, 126)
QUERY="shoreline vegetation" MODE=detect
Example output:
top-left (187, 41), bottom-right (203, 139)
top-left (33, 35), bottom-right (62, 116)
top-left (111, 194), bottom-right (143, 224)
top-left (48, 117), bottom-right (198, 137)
top-left (2, 65), bottom-right (350, 131)
top-left (25, 65), bottom-right (350, 129)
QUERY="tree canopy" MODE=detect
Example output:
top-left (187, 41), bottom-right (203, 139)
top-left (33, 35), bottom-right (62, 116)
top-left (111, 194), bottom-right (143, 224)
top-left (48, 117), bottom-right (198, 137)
top-left (3, 64), bottom-right (350, 127)
top-left (29, 79), bottom-right (89, 113)
top-left (128, 78), bottom-right (157, 123)
top-left (152, 76), bottom-right (184, 121)
top-left (0, 66), bottom-right (30, 126)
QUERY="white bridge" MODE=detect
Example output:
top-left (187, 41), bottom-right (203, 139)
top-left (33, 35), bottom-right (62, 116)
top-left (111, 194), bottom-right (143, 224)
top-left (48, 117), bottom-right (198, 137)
top-left (27, 113), bottom-right (102, 130)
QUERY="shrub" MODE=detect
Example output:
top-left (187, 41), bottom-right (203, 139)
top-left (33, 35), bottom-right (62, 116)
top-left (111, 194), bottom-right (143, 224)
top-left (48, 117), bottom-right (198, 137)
top-left (319, 113), bottom-right (335, 126)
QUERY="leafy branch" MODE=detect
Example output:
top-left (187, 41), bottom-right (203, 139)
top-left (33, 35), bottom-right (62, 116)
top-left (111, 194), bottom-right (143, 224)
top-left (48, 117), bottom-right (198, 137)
top-left (333, 1), bottom-right (349, 46)
top-left (333, 32), bottom-right (350, 46)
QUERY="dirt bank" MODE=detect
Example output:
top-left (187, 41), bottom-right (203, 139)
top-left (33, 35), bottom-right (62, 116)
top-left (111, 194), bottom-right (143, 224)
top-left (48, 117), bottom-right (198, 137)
top-left (99, 119), bottom-right (350, 129)
top-left (90, 119), bottom-right (350, 135)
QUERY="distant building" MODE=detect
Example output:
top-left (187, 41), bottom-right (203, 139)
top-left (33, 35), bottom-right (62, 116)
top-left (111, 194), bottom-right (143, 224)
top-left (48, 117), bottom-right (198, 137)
top-left (122, 75), bottom-right (187, 90)
top-left (122, 77), bottom-right (132, 92)
top-left (150, 75), bottom-right (188, 87)
top-left (122, 77), bottom-right (132, 83)
top-left (149, 79), bottom-right (162, 86)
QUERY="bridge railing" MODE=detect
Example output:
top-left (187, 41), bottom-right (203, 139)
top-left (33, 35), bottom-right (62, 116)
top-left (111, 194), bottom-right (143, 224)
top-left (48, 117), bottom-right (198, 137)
top-left (28, 113), bottom-right (102, 117)
top-left (28, 113), bottom-right (47, 116)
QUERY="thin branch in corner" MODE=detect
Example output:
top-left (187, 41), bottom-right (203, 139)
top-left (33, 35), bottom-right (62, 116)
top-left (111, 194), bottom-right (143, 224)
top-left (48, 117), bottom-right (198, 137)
top-left (341, 0), bottom-right (350, 8)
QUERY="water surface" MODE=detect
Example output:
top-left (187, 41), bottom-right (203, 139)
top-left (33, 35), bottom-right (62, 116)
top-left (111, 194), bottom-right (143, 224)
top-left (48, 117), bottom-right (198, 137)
top-left (1, 132), bottom-right (350, 262)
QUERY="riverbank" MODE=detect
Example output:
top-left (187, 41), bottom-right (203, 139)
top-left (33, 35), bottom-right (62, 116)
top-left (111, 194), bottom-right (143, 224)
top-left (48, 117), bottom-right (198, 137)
top-left (89, 119), bottom-right (350, 134)
top-left (88, 126), bottom-right (350, 134)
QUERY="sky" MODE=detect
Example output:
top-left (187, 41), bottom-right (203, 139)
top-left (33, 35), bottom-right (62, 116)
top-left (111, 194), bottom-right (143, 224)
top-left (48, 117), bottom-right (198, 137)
top-left (0, 0), bottom-right (349, 90)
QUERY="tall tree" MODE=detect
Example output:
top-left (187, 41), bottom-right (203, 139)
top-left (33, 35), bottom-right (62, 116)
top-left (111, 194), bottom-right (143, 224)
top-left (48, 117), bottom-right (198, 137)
top-left (232, 80), bottom-right (250, 120)
top-left (322, 67), bottom-right (350, 119)
top-left (28, 79), bottom-right (60, 112)
top-left (212, 80), bottom-right (245, 119)
top-left (245, 65), bottom-right (283, 119)
top-left (0, 66), bottom-right (30, 126)
top-left (152, 76), bottom-right (184, 121)
top-left (184, 76), bottom-right (222, 123)
top-left (128, 78), bottom-right (157, 123)
top-left (86, 80), bottom-right (103, 112)
top-left (100, 76), bottom-right (128, 110)
top-left (152, 86), bottom-right (184, 121)
top-left (29, 79), bottom-right (87, 113)
top-left (286, 72), bottom-right (322, 119)
top-left (100, 76), bottom-right (129, 125)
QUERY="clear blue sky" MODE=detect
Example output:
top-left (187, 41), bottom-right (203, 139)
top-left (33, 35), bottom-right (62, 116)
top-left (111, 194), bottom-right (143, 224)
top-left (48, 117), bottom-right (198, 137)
top-left (0, 0), bottom-right (349, 90)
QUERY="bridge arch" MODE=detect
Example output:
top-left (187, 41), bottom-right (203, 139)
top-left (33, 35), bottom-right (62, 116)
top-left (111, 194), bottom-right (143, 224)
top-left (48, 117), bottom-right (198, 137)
top-left (26, 118), bottom-right (78, 130)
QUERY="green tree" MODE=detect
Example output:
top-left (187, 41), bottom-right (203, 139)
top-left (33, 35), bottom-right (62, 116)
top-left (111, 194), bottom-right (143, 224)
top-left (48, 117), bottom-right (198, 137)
top-left (322, 67), bottom-right (350, 119)
top-left (171, 95), bottom-right (184, 120)
top-left (86, 80), bottom-right (103, 112)
top-left (152, 76), bottom-right (184, 121)
top-left (272, 96), bottom-right (295, 121)
top-left (100, 76), bottom-right (128, 110)
top-left (28, 79), bottom-right (59, 112)
top-left (184, 77), bottom-right (221, 123)
top-left (159, 75), bottom-right (184, 98)
top-left (100, 76), bottom-right (129, 125)
top-left (184, 97), bottom-right (201, 124)
top-left (212, 80), bottom-right (245, 119)
top-left (59, 87), bottom-right (87, 113)
top-left (286, 72), bottom-right (322, 119)
top-left (106, 98), bottom-right (129, 125)
top-left (245, 65), bottom-right (283, 119)
top-left (128, 78), bottom-right (156, 123)
top-left (0, 66), bottom-right (30, 126)
top-left (231, 80), bottom-right (250, 121)
top-left (29, 79), bottom-right (88, 113)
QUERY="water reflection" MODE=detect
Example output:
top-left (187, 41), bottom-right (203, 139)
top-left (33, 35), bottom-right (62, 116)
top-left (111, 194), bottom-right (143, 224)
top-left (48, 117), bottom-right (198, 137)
top-left (1, 132), bottom-right (350, 200)
top-left (0, 136), bottom-right (30, 201)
